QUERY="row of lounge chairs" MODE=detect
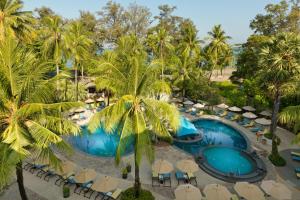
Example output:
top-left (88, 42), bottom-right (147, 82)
top-left (291, 151), bottom-right (300, 179)
top-left (152, 171), bottom-right (197, 187)
top-left (23, 162), bottom-right (122, 200)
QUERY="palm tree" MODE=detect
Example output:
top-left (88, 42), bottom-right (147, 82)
top-left (88, 35), bottom-right (180, 197)
top-left (205, 25), bottom-right (231, 80)
top-left (0, 37), bottom-right (81, 200)
top-left (176, 23), bottom-right (201, 101)
top-left (147, 28), bottom-right (174, 80)
top-left (65, 21), bottom-right (92, 101)
top-left (279, 105), bottom-right (300, 144)
top-left (258, 32), bottom-right (300, 165)
top-left (41, 15), bottom-right (65, 77)
top-left (0, 0), bottom-right (34, 42)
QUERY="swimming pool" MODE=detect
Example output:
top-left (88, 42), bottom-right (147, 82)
top-left (174, 119), bottom-right (248, 155)
top-left (202, 146), bottom-right (253, 175)
top-left (69, 126), bottom-right (133, 157)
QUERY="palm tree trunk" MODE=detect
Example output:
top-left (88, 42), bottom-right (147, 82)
top-left (270, 90), bottom-right (281, 157)
top-left (134, 152), bottom-right (141, 197)
top-left (81, 65), bottom-right (84, 81)
top-left (160, 45), bottom-right (164, 80)
top-left (64, 79), bottom-right (68, 101)
top-left (16, 162), bottom-right (28, 200)
top-left (74, 64), bottom-right (78, 101)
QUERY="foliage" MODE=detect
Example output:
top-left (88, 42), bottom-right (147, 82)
top-left (120, 187), bottom-right (155, 200)
top-left (268, 154), bottom-right (286, 167)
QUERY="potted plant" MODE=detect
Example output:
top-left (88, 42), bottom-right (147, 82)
top-left (122, 168), bottom-right (128, 179)
top-left (63, 185), bottom-right (70, 198)
top-left (126, 163), bottom-right (131, 173)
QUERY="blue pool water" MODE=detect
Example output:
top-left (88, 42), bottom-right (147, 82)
top-left (174, 119), bottom-right (247, 155)
top-left (69, 126), bottom-right (133, 157)
top-left (203, 146), bottom-right (253, 175)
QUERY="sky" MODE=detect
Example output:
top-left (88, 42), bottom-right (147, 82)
top-left (22, 0), bottom-right (282, 44)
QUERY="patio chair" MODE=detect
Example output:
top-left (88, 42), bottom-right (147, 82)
top-left (55, 172), bottom-right (75, 186)
top-left (29, 163), bottom-right (48, 174)
top-left (105, 188), bottom-right (122, 200)
top-left (294, 167), bottom-right (300, 173)
top-left (291, 151), bottom-right (300, 157)
top-left (225, 112), bottom-right (234, 120)
top-left (175, 171), bottom-right (187, 185)
top-left (160, 173), bottom-right (171, 187)
top-left (74, 180), bottom-right (94, 195)
top-left (243, 121), bottom-right (255, 128)
top-left (187, 172), bottom-right (197, 186)
top-left (151, 171), bottom-right (160, 187)
top-left (250, 126), bottom-right (263, 133)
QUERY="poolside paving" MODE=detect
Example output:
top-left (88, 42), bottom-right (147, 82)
top-left (1, 113), bottom-right (300, 200)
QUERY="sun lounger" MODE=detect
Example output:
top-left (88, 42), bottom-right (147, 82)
top-left (291, 151), bottom-right (300, 157)
top-left (187, 172), bottom-right (197, 186)
top-left (238, 118), bottom-right (249, 125)
top-left (250, 126), bottom-right (263, 133)
top-left (230, 115), bottom-right (239, 121)
top-left (74, 180), bottom-right (93, 195)
top-left (292, 156), bottom-right (300, 162)
top-left (160, 173), bottom-right (171, 187)
top-left (29, 163), bottom-right (48, 174)
top-left (295, 167), bottom-right (300, 173)
top-left (106, 188), bottom-right (122, 200)
top-left (55, 172), bottom-right (74, 186)
top-left (175, 171), bottom-right (187, 185)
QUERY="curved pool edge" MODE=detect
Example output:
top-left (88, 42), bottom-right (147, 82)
top-left (196, 146), bottom-right (267, 183)
top-left (191, 115), bottom-right (252, 152)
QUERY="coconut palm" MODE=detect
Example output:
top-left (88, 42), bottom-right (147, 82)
top-left (205, 25), bottom-right (231, 80)
top-left (147, 28), bottom-right (174, 79)
top-left (65, 21), bottom-right (92, 101)
top-left (0, 0), bottom-right (34, 42)
top-left (258, 32), bottom-right (300, 165)
top-left (88, 35), bottom-right (180, 197)
top-left (0, 37), bottom-right (81, 200)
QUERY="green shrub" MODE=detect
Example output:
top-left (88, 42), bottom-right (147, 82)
top-left (120, 187), bottom-right (155, 200)
top-left (263, 133), bottom-right (281, 145)
top-left (268, 154), bottom-right (286, 167)
top-left (63, 186), bottom-right (70, 198)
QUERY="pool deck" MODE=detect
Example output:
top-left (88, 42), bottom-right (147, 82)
top-left (1, 114), bottom-right (300, 200)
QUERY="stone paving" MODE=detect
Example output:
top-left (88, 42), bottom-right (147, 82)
top-left (1, 114), bottom-right (300, 200)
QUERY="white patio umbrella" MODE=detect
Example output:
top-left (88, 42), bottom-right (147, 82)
top-left (203, 184), bottom-right (232, 200)
top-left (193, 103), bottom-right (205, 109)
top-left (261, 180), bottom-right (292, 200)
top-left (234, 182), bottom-right (265, 200)
top-left (255, 118), bottom-right (271, 126)
top-left (183, 100), bottom-right (194, 105)
top-left (242, 106), bottom-right (256, 112)
top-left (217, 103), bottom-right (229, 109)
top-left (259, 110), bottom-right (272, 117)
top-left (96, 97), bottom-right (105, 102)
top-left (228, 106), bottom-right (242, 112)
top-left (242, 112), bottom-right (257, 119)
top-left (176, 159), bottom-right (199, 173)
top-left (85, 99), bottom-right (94, 104)
top-left (175, 184), bottom-right (202, 200)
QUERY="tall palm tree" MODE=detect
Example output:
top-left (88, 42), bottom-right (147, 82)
top-left (41, 15), bottom-right (65, 77)
top-left (65, 21), bottom-right (92, 101)
top-left (0, 0), bottom-right (34, 42)
top-left (258, 32), bottom-right (300, 165)
top-left (0, 37), bottom-right (81, 200)
top-left (88, 35), bottom-right (179, 197)
top-left (147, 28), bottom-right (174, 80)
top-left (206, 25), bottom-right (231, 80)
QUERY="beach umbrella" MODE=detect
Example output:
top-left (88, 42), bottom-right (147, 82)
top-left (183, 100), bottom-right (194, 105)
top-left (259, 110), bottom-right (272, 117)
top-left (175, 184), bottom-right (202, 200)
top-left (193, 103), bottom-right (205, 109)
top-left (71, 114), bottom-right (79, 120)
top-left (242, 112), bottom-right (257, 119)
top-left (261, 180), bottom-right (292, 200)
top-left (176, 159), bottom-right (199, 173)
top-left (255, 118), bottom-right (271, 126)
top-left (96, 97), bottom-right (105, 102)
top-left (242, 106), bottom-right (256, 112)
top-left (91, 176), bottom-right (119, 193)
top-left (74, 108), bottom-right (85, 113)
top-left (217, 103), bottom-right (229, 109)
top-left (85, 98), bottom-right (94, 104)
top-left (86, 82), bottom-right (96, 88)
top-left (56, 161), bottom-right (75, 176)
top-left (203, 184), bottom-right (232, 200)
top-left (172, 87), bottom-right (181, 92)
top-left (228, 106), bottom-right (242, 112)
top-left (74, 169), bottom-right (97, 183)
top-left (152, 159), bottom-right (173, 174)
top-left (234, 182), bottom-right (265, 200)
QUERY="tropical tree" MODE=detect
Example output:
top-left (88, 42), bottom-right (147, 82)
top-left (0, 38), bottom-right (81, 200)
top-left (280, 105), bottom-right (300, 144)
top-left (147, 28), bottom-right (174, 79)
top-left (257, 32), bottom-right (300, 165)
top-left (0, 0), bottom-right (34, 42)
top-left (205, 24), bottom-right (231, 80)
top-left (88, 35), bottom-right (180, 197)
top-left (65, 21), bottom-right (92, 101)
